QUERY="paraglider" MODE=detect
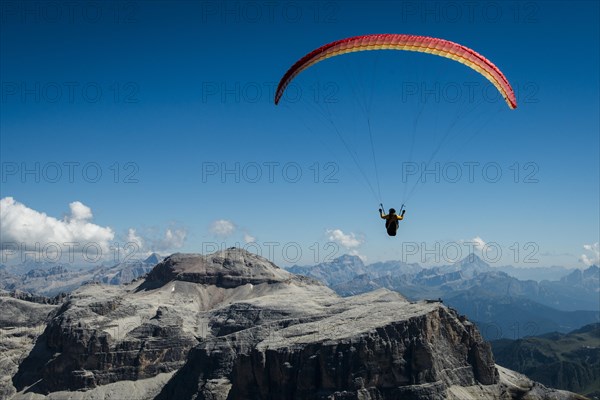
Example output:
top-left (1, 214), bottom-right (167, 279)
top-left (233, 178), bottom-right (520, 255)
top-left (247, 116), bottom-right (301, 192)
top-left (379, 207), bottom-right (406, 237)
top-left (274, 34), bottom-right (516, 237)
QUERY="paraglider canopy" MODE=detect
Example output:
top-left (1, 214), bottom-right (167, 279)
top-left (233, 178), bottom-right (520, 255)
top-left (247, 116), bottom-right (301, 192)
top-left (274, 34), bottom-right (517, 110)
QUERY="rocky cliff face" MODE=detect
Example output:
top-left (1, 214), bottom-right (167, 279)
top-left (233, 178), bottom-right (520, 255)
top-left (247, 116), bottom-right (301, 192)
top-left (0, 296), bottom-right (57, 399)
top-left (157, 292), bottom-right (498, 400)
top-left (2, 249), bottom-right (587, 400)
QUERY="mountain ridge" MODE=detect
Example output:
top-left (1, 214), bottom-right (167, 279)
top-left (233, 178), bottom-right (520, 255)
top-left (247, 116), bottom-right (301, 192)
top-left (1, 248), bottom-right (585, 399)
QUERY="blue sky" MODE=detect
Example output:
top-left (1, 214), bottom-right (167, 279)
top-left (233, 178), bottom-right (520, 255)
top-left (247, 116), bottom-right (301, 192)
top-left (1, 1), bottom-right (598, 268)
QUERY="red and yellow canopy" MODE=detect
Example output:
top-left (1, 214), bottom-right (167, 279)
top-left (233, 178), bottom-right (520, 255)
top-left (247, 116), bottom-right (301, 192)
top-left (275, 34), bottom-right (517, 109)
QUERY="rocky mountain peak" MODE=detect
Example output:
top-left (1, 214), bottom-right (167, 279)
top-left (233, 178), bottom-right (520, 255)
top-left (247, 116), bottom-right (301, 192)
top-left (144, 252), bottom-right (163, 265)
top-left (560, 264), bottom-right (599, 288)
top-left (334, 253), bottom-right (364, 265)
top-left (143, 248), bottom-right (293, 289)
top-left (455, 253), bottom-right (490, 270)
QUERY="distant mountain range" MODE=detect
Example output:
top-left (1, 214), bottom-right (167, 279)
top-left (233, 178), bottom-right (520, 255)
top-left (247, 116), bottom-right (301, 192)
top-left (491, 324), bottom-right (600, 398)
top-left (0, 253), bottom-right (163, 296)
top-left (287, 255), bottom-right (599, 340)
top-left (2, 252), bottom-right (598, 342)
top-left (495, 264), bottom-right (572, 281)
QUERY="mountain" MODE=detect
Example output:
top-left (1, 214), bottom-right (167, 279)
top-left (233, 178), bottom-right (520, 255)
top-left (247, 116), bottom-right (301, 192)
top-left (445, 290), bottom-right (599, 341)
top-left (560, 265), bottom-right (600, 289)
top-left (0, 254), bottom-right (164, 296)
top-left (497, 265), bottom-right (572, 281)
top-left (2, 260), bottom-right (72, 276)
top-left (90, 253), bottom-right (164, 286)
top-left (409, 257), bottom-right (597, 312)
top-left (287, 254), bottom-right (367, 286)
top-left (363, 259), bottom-right (422, 276)
top-left (442, 253), bottom-right (492, 277)
top-left (292, 255), bottom-right (599, 340)
top-left (537, 265), bottom-right (600, 311)
top-left (1, 249), bottom-right (583, 399)
top-left (491, 324), bottom-right (600, 398)
top-left (144, 252), bottom-right (163, 265)
top-left (288, 255), bottom-right (421, 288)
top-left (331, 273), bottom-right (383, 296)
top-left (0, 294), bottom-right (59, 399)
top-left (0, 264), bottom-right (93, 296)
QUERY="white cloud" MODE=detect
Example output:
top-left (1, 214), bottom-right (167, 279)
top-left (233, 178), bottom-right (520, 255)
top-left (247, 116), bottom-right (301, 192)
top-left (158, 228), bottom-right (186, 250)
top-left (326, 229), bottom-right (363, 249)
top-left (580, 242), bottom-right (599, 266)
top-left (123, 226), bottom-right (187, 257)
top-left (243, 233), bottom-right (256, 243)
top-left (0, 197), bottom-right (114, 252)
top-left (69, 201), bottom-right (93, 221)
top-left (326, 229), bottom-right (366, 262)
top-left (127, 228), bottom-right (144, 249)
top-left (458, 237), bottom-right (486, 254)
top-left (471, 236), bottom-right (486, 251)
top-left (210, 219), bottom-right (235, 237)
top-left (0, 197), bottom-right (188, 264)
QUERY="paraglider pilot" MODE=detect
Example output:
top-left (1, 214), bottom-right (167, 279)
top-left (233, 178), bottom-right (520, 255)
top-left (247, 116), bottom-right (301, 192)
top-left (379, 207), bottom-right (405, 237)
